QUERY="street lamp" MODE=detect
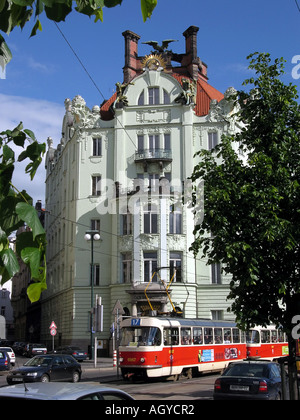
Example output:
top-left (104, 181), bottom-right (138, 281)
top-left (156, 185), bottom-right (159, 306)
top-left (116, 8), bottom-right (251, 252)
top-left (85, 230), bottom-right (100, 361)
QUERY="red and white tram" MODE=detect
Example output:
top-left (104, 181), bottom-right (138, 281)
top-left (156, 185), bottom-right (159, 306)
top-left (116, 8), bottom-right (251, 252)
top-left (119, 317), bottom-right (289, 380)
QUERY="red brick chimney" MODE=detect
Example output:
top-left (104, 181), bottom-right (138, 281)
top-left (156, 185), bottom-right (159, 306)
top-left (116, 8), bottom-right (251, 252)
top-left (122, 30), bottom-right (141, 83)
top-left (182, 26), bottom-right (207, 81)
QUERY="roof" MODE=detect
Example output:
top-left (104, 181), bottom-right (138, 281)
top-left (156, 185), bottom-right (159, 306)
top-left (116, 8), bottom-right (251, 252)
top-left (100, 72), bottom-right (223, 120)
top-left (0, 383), bottom-right (134, 400)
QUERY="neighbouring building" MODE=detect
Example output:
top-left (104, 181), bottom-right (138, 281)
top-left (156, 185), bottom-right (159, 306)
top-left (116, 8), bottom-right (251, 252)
top-left (42, 26), bottom-right (241, 350)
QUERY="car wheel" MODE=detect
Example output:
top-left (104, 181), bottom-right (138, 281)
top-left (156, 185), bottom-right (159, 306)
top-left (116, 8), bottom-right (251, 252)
top-left (72, 371), bottom-right (80, 383)
top-left (40, 374), bottom-right (50, 383)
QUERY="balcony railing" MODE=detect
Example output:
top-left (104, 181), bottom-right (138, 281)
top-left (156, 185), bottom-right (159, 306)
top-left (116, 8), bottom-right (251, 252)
top-left (134, 148), bottom-right (172, 163)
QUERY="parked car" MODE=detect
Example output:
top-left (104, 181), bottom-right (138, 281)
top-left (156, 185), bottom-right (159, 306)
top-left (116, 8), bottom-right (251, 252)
top-left (0, 383), bottom-right (134, 400)
top-left (213, 360), bottom-right (287, 400)
top-left (6, 354), bottom-right (82, 384)
top-left (0, 347), bottom-right (15, 366)
top-left (25, 343), bottom-right (47, 357)
top-left (0, 350), bottom-right (11, 372)
top-left (52, 346), bottom-right (88, 362)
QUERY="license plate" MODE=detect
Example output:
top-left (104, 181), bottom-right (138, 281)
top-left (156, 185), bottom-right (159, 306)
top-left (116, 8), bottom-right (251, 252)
top-left (12, 378), bottom-right (23, 382)
top-left (230, 385), bottom-right (249, 392)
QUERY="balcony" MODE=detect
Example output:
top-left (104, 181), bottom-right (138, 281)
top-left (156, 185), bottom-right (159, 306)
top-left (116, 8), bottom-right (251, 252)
top-left (134, 149), bottom-right (172, 164)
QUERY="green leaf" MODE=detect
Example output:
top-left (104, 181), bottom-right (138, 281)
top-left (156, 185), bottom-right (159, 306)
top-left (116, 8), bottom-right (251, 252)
top-left (0, 248), bottom-right (19, 277)
top-left (30, 18), bottom-right (42, 37)
top-left (103, 0), bottom-right (122, 7)
top-left (44, 1), bottom-right (72, 22)
top-left (21, 247), bottom-right (41, 278)
top-left (15, 202), bottom-right (45, 239)
top-left (140, 0), bottom-right (157, 22)
top-left (27, 281), bottom-right (47, 303)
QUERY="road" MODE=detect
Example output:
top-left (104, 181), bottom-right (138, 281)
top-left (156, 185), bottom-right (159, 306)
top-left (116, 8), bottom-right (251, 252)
top-left (0, 356), bottom-right (217, 400)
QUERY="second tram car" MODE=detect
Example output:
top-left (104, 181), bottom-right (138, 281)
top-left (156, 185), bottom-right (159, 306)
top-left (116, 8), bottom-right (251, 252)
top-left (119, 317), bottom-right (289, 380)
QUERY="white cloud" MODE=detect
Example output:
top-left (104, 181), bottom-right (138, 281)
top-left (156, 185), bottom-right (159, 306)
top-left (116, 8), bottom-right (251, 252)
top-left (0, 93), bottom-right (64, 206)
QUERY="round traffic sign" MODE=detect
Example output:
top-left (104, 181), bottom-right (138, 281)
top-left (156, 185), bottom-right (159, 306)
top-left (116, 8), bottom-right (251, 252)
top-left (50, 328), bottom-right (57, 336)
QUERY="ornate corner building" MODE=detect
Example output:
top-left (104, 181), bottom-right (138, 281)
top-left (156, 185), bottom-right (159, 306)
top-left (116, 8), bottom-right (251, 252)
top-left (42, 26), bottom-right (241, 349)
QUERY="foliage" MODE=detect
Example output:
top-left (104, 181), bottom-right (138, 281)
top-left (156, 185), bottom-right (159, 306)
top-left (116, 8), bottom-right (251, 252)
top-left (190, 53), bottom-right (300, 334)
top-left (0, 0), bottom-right (157, 38)
top-left (0, 123), bottom-right (47, 302)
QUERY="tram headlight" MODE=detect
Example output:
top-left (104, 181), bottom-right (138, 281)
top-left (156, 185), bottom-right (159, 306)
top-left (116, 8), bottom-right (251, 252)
top-left (119, 357), bottom-right (123, 363)
top-left (140, 357), bottom-right (145, 363)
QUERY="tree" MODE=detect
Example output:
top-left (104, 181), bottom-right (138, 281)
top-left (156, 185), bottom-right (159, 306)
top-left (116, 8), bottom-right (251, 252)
top-left (0, 0), bottom-right (158, 302)
top-left (0, 123), bottom-right (47, 303)
top-left (190, 52), bottom-right (300, 399)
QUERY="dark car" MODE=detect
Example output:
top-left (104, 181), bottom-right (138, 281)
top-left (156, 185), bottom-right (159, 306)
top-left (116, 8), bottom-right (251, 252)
top-left (25, 343), bottom-right (47, 357)
top-left (53, 346), bottom-right (88, 362)
top-left (0, 350), bottom-right (10, 372)
top-left (6, 354), bottom-right (81, 385)
top-left (213, 360), bottom-right (287, 400)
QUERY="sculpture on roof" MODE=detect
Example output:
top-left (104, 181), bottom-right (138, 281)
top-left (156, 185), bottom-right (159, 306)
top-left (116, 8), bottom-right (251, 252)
top-left (175, 78), bottom-right (197, 105)
top-left (142, 39), bottom-right (178, 53)
top-left (115, 81), bottom-right (134, 108)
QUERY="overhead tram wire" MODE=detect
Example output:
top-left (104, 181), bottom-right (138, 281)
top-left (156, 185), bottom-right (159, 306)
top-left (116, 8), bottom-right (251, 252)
top-left (54, 22), bottom-right (137, 151)
top-left (295, 0), bottom-right (300, 12)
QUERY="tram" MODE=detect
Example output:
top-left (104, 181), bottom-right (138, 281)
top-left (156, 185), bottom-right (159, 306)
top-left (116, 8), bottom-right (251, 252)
top-left (119, 317), bottom-right (289, 380)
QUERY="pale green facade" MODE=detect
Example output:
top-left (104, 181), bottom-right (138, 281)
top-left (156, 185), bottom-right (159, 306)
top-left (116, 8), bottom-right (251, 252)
top-left (41, 27), bottom-right (241, 350)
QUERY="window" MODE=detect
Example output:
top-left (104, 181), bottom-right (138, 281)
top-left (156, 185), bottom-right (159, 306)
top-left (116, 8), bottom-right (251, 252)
top-left (169, 252), bottom-right (182, 282)
top-left (92, 176), bottom-right (101, 196)
top-left (144, 252), bottom-right (158, 282)
top-left (149, 135), bottom-right (159, 153)
top-left (224, 328), bottom-right (232, 343)
top-left (181, 328), bottom-right (191, 345)
top-left (261, 330), bottom-right (271, 343)
top-left (204, 328), bottom-right (213, 344)
top-left (138, 90), bottom-right (145, 106)
top-left (169, 204), bottom-right (182, 234)
top-left (93, 138), bottom-right (102, 156)
top-left (208, 132), bottom-right (218, 150)
top-left (232, 328), bottom-right (241, 343)
top-left (211, 263), bottom-right (221, 284)
top-left (164, 327), bottom-right (179, 346)
top-left (90, 264), bottom-right (100, 286)
top-left (148, 87), bottom-right (159, 105)
top-left (122, 253), bottom-right (132, 284)
top-left (163, 89), bottom-right (170, 104)
top-left (193, 327), bottom-right (203, 344)
top-left (138, 135), bottom-right (144, 152)
top-left (144, 204), bottom-right (158, 234)
top-left (122, 212), bottom-right (132, 235)
top-left (211, 310), bottom-right (223, 320)
top-left (164, 133), bottom-right (171, 150)
top-left (214, 328), bottom-right (223, 344)
top-left (91, 219), bottom-right (100, 233)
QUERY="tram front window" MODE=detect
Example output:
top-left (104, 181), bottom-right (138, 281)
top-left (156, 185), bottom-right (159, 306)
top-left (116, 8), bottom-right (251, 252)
top-left (120, 327), bottom-right (161, 347)
top-left (246, 330), bottom-right (260, 344)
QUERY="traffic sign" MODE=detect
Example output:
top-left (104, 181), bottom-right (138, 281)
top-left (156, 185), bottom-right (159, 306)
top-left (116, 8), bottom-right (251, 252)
top-left (50, 328), bottom-right (57, 336)
top-left (112, 300), bottom-right (125, 315)
top-left (49, 321), bottom-right (57, 330)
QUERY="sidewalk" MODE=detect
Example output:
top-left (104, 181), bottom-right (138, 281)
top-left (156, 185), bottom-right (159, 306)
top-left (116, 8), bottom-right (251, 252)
top-left (80, 357), bottom-right (120, 382)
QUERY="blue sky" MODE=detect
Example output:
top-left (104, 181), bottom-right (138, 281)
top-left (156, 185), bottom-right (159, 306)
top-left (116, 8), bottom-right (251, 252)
top-left (1, 0), bottom-right (300, 204)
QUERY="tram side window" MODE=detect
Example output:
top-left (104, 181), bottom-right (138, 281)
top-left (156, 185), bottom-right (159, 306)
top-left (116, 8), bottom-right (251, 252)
top-left (271, 330), bottom-right (278, 343)
top-left (214, 328), bottom-right (223, 344)
top-left (224, 328), bottom-right (232, 343)
top-left (278, 330), bottom-right (285, 343)
top-left (261, 330), bottom-right (270, 343)
top-left (193, 328), bottom-right (203, 344)
top-left (246, 330), bottom-right (260, 344)
top-left (164, 328), bottom-right (179, 346)
top-left (181, 328), bottom-right (191, 345)
top-left (232, 328), bottom-right (241, 344)
top-left (204, 328), bottom-right (213, 344)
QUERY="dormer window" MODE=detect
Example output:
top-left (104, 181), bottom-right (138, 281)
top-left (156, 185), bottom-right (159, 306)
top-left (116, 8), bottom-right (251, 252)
top-left (148, 87), bottom-right (159, 105)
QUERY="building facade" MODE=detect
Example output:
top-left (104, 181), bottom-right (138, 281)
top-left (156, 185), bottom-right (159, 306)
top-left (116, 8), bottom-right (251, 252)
top-left (42, 26), bottom-right (240, 349)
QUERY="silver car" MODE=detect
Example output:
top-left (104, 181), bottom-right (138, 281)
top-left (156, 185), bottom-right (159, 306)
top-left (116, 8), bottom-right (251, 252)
top-left (0, 383), bottom-right (134, 400)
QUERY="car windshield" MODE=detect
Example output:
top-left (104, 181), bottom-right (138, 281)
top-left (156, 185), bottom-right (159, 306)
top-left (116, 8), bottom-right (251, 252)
top-left (24, 357), bottom-right (52, 367)
top-left (223, 363), bottom-right (270, 378)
